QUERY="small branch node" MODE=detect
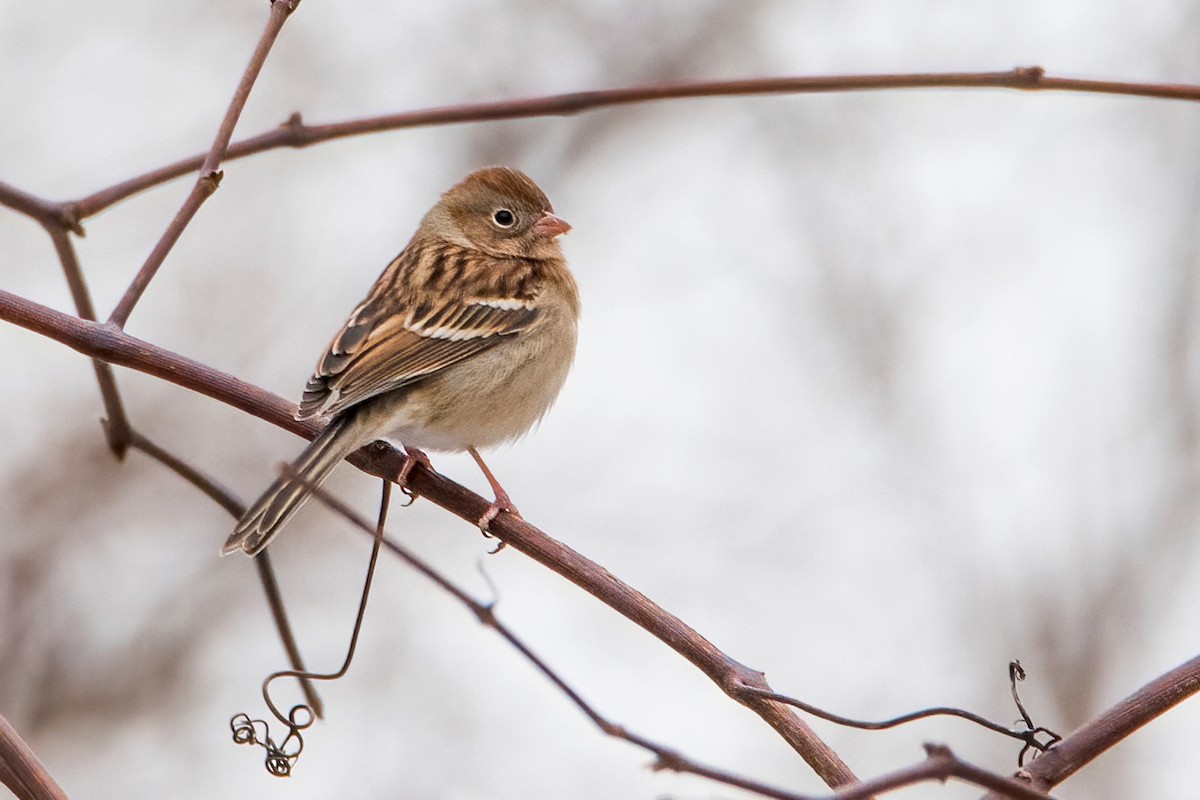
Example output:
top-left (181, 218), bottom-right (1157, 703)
top-left (650, 750), bottom-right (687, 774)
top-left (597, 720), bottom-right (624, 738)
top-left (200, 171), bottom-right (224, 194)
top-left (57, 205), bottom-right (86, 236)
top-left (726, 662), bottom-right (770, 693)
top-left (278, 111), bottom-right (315, 146)
top-left (98, 416), bottom-right (131, 460)
top-left (473, 603), bottom-right (497, 627)
top-left (922, 742), bottom-right (953, 759)
top-left (1013, 65), bottom-right (1047, 87)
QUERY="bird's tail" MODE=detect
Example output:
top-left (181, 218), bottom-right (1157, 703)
top-left (222, 415), bottom-right (365, 556)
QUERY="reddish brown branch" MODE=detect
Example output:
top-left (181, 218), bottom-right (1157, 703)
top-left (0, 289), bottom-right (857, 788)
top-left (105, 0), bottom-right (299, 328)
top-left (46, 226), bottom-right (133, 456)
top-left (304, 479), bottom-right (809, 800)
top-left (310, 487), bottom-right (1052, 800)
top-left (200, 0), bottom-right (300, 178)
top-left (106, 173), bottom-right (221, 328)
top-left (48, 67), bottom-right (1200, 221)
top-left (821, 745), bottom-right (1053, 800)
top-left (0, 290), bottom-right (306, 434)
top-left (981, 653), bottom-right (1200, 798)
top-left (0, 179), bottom-right (131, 454)
top-left (0, 715), bottom-right (68, 800)
top-left (0, 182), bottom-right (69, 230)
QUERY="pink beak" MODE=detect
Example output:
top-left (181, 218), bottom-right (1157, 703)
top-left (532, 211), bottom-right (571, 238)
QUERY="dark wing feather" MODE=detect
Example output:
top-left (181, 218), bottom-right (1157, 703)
top-left (297, 246), bottom-right (542, 419)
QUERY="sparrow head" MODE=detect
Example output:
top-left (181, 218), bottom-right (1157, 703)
top-left (425, 166), bottom-right (570, 260)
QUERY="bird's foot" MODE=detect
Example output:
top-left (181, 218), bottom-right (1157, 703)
top-left (466, 446), bottom-right (519, 551)
top-left (395, 446), bottom-right (432, 506)
top-left (477, 487), bottom-right (519, 548)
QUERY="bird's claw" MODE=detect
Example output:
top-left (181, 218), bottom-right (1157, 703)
top-left (394, 446), bottom-right (432, 505)
top-left (476, 495), bottom-right (519, 547)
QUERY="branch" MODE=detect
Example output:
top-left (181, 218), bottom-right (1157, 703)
top-left (106, 0), bottom-right (300, 328)
top-left (0, 290), bottom-right (305, 434)
top-left (0, 715), bottom-right (68, 800)
top-left (824, 745), bottom-right (1054, 800)
top-left (735, 676), bottom-right (1058, 762)
top-left (0, 181), bottom-right (77, 231)
top-left (0, 289), bottom-right (859, 788)
top-left (309, 485), bottom-right (1054, 800)
top-left (46, 225), bottom-right (133, 456)
top-left (0, 67), bottom-right (1184, 222)
top-left (980, 653), bottom-right (1200, 798)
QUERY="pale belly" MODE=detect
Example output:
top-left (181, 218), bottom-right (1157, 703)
top-left (369, 312), bottom-right (577, 452)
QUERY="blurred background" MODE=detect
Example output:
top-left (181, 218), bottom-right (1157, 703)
top-left (2, 1), bottom-right (1199, 798)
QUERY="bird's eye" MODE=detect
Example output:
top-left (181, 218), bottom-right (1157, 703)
top-left (492, 208), bottom-right (516, 228)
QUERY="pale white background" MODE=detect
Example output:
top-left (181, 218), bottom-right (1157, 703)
top-left (2, 2), bottom-right (1198, 798)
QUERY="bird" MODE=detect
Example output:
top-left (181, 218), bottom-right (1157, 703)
top-left (222, 166), bottom-right (579, 556)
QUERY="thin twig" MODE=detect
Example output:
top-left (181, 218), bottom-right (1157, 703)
top-left (106, 174), bottom-right (221, 329)
top-left (45, 224), bottom-right (133, 456)
top-left (821, 745), bottom-right (1053, 800)
top-left (980, 652), bottom-right (1200, 798)
top-left (0, 174), bottom-right (129, 455)
top-left (32, 67), bottom-right (1199, 221)
top-left (0, 182), bottom-right (69, 229)
top-left (105, 0), bottom-right (300, 328)
top-left (232, 478), bottom-right (389, 776)
top-left (735, 675), bottom-right (1058, 760)
top-left (0, 714), bottom-right (69, 800)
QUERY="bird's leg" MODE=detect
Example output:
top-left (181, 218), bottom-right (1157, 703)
top-left (395, 445), bottom-right (432, 505)
top-left (467, 446), bottom-right (520, 534)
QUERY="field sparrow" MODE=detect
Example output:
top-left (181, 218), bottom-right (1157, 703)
top-left (222, 167), bottom-right (579, 556)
